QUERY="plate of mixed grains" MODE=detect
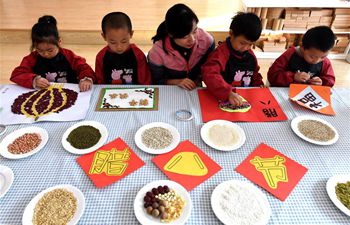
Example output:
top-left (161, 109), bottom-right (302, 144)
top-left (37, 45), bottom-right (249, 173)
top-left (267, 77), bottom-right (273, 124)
top-left (291, 116), bottom-right (339, 145)
top-left (22, 184), bottom-right (85, 225)
top-left (62, 121), bottom-right (108, 155)
top-left (134, 180), bottom-right (191, 225)
top-left (0, 126), bottom-right (48, 159)
top-left (326, 174), bottom-right (350, 217)
top-left (135, 122), bottom-right (180, 154)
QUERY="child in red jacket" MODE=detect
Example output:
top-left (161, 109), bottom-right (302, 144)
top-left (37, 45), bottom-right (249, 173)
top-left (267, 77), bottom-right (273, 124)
top-left (95, 12), bottom-right (151, 85)
top-left (11, 15), bottom-right (95, 91)
top-left (202, 12), bottom-right (263, 106)
top-left (268, 26), bottom-right (336, 87)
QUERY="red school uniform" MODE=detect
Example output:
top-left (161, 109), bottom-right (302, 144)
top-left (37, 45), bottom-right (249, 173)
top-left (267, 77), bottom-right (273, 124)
top-left (95, 44), bottom-right (151, 85)
top-left (267, 46), bottom-right (335, 87)
top-left (202, 37), bottom-right (263, 101)
top-left (11, 48), bottom-right (95, 89)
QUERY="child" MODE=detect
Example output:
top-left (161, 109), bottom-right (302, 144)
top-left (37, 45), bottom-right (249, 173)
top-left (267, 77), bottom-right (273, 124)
top-left (268, 26), bottom-right (336, 87)
top-left (202, 12), bottom-right (263, 106)
top-left (95, 12), bottom-right (151, 85)
top-left (148, 3), bottom-right (215, 90)
top-left (11, 15), bottom-right (95, 92)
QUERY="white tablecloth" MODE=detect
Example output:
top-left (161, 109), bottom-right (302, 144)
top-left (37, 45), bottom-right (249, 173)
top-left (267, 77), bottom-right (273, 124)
top-left (0, 85), bottom-right (349, 224)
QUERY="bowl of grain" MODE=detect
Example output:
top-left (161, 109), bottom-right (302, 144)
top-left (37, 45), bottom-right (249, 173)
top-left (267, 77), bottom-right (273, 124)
top-left (0, 126), bottom-right (48, 159)
top-left (291, 116), bottom-right (339, 145)
top-left (135, 122), bottom-right (180, 154)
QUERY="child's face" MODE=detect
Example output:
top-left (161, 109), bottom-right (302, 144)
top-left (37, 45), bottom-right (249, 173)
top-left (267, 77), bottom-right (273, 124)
top-left (229, 33), bottom-right (254, 53)
top-left (35, 42), bottom-right (60, 59)
top-left (301, 47), bottom-right (328, 64)
top-left (102, 28), bottom-right (133, 54)
top-left (173, 22), bottom-right (198, 49)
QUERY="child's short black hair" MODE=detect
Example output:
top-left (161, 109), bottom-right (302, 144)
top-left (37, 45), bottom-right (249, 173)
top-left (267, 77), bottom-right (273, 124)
top-left (31, 15), bottom-right (59, 51)
top-left (230, 12), bottom-right (262, 42)
top-left (302, 26), bottom-right (335, 52)
top-left (101, 12), bottom-right (132, 34)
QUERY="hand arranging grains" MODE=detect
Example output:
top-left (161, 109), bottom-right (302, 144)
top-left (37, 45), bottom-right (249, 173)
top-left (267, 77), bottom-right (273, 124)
top-left (32, 188), bottom-right (77, 225)
top-left (141, 127), bottom-right (173, 149)
top-left (298, 120), bottom-right (335, 142)
top-left (7, 133), bottom-right (41, 154)
top-left (143, 185), bottom-right (185, 223)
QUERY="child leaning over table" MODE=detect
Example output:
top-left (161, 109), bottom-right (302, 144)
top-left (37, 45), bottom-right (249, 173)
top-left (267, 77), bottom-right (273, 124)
top-left (267, 26), bottom-right (336, 87)
top-left (95, 12), bottom-right (151, 85)
top-left (201, 12), bottom-right (264, 107)
top-left (11, 15), bottom-right (95, 92)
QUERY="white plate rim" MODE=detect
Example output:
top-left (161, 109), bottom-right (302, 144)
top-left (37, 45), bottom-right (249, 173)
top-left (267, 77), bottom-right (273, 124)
top-left (134, 122), bottom-right (180, 154)
top-left (200, 120), bottom-right (246, 151)
top-left (22, 184), bottom-right (85, 225)
top-left (134, 180), bottom-right (192, 225)
top-left (0, 164), bottom-right (14, 198)
top-left (291, 115), bottom-right (339, 145)
top-left (61, 121), bottom-right (108, 155)
top-left (0, 126), bottom-right (49, 159)
top-left (211, 180), bottom-right (271, 225)
top-left (326, 174), bottom-right (350, 217)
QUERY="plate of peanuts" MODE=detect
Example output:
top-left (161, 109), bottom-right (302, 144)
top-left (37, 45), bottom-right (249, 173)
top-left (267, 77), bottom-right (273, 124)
top-left (134, 180), bottom-right (192, 225)
top-left (0, 126), bottom-right (48, 159)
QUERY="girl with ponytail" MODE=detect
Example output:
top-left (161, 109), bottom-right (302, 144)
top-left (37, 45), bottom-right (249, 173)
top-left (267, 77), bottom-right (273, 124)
top-left (11, 15), bottom-right (95, 91)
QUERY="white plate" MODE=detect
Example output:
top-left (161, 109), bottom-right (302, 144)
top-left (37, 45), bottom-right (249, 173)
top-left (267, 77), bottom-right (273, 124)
top-left (0, 165), bottom-right (14, 198)
top-left (134, 122), bottom-right (180, 154)
top-left (22, 184), bottom-right (85, 225)
top-left (0, 126), bottom-right (49, 159)
top-left (62, 121), bottom-right (108, 155)
top-left (134, 180), bottom-right (192, 225)
top-left (326, 174), bottom-right (350, 217)
top-left (201, 120), bottom-right (246, 151)
top-left (211, 180), bottom-right (271, 225)
top-left (291, 115), bottom-right (339, 145)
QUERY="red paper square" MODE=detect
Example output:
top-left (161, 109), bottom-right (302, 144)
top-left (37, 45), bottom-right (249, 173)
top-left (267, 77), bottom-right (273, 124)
top-left (152, 140), bottom-right (221, 191)
top-left (77, 137), bottom-right (145, 188)
top-left (198, 88), bottom-right (287, 122)
top-left (235, 143), bottom-right (308, 201)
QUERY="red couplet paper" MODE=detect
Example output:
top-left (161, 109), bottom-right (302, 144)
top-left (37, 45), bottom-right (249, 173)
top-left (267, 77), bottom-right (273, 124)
top-left (152, 140), bottom-right (221, 191)
top-left (77, 137), bottom-right (145, 188)
top-left (197, 88), bottom-right (287, 122)
top-left (235, 143), bottom-right (308, 201)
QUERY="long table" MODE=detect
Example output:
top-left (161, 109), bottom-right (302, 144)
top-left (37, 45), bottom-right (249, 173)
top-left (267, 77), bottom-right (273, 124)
top-left (0, 85), bottom-right (349, 224)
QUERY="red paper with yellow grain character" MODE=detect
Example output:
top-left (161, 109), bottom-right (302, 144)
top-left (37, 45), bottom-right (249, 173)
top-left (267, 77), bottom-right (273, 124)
top-left (235, 143), bottom-right (308, 201)
top-left (77, 137), bottom-right (144, 188)
top-left (152, 140), bottom-right (221, 191)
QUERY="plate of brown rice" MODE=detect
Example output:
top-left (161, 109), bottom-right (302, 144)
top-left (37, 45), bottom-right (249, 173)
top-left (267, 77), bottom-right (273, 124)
top-left (22, 184), bottom-right (85, 225)
top-left (291, 116), bottom-right (339, 145)
top-left (135, 122), bottom-right (180, 154)
top-left (0, 126), bottom-right (48, 159)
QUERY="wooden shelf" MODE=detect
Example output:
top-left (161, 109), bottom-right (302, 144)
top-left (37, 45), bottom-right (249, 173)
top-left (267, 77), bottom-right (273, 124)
top-left (261, 29), bottom-right (350, 34)
top-left (243, 0), bottom-right (350, 8)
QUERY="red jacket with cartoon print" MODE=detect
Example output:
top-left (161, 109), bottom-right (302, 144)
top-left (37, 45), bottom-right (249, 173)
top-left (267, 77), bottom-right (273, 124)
top-left (202, 37), bottom-right (263, 101)
top-left (11, 48), bottom-right (95, 89)
top-left (267, 46), bottom-right (335, 87)
top-left (95, 44), bottom-right (151, 85)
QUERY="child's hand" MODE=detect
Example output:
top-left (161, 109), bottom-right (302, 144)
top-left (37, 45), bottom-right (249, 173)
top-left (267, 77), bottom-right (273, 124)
top-left (228, 92), bottom-right (243, 106)
top-left (308, 76), bottom-right (322, 86)
top-left (178, 78), bottom-right (196, 90)
top-left (79, 79), bottom-right (93, 92)
top-left (35, 77), bottom-right (50, 89)
top-left (294, 71), bottom-right (311, 83)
